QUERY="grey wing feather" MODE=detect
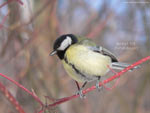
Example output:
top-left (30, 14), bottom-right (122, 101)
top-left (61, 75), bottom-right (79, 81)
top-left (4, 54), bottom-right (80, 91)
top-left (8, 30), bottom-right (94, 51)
top-left (79, 39), bottom-right (118, 62)
top-left (89, 46), bottom-right (118, 62)
top-left (111, 62), bottom-right (141, 70)
top-left (79, 39), bottom-right (140, 71)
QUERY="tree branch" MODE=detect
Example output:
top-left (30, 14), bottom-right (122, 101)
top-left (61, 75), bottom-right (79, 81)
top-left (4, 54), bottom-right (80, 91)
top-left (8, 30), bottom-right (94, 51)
top-left (0, 56), bottom-right (150, 112)
top-left (0, 73), bottom-right (44, 107)
top-left (0, 11), bottom-right (10, 30)
top-left (0, 82), bottom-right (25, 113)
top-left (0, 0), bottom-right (23, 9)
top-left (47, 56), bottom-right (150, 108)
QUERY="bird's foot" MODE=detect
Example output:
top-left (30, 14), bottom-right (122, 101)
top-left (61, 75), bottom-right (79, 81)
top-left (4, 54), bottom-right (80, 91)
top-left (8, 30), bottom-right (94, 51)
top-left (96, 80), bottom-right (103, 92)
top-left (76, 88), bottom-right (86, 99)
top-left (96, 76), bottom-right (103, 92)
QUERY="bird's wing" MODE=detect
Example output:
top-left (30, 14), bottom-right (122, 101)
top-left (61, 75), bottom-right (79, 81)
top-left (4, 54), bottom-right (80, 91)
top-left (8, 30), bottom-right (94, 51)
top-left (79, 39), bottom-right (118, 62)
top-left (90, 46), bottom-right (118, 62)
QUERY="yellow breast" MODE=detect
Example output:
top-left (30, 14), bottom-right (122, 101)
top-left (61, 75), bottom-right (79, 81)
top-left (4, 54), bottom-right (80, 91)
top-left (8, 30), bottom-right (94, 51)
top-left (62, 45), bottom-right (112, 82)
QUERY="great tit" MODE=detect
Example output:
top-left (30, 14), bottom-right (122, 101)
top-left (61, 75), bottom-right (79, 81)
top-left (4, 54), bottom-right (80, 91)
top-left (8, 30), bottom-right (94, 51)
top-left (50, 34), bottom-right (139, 98)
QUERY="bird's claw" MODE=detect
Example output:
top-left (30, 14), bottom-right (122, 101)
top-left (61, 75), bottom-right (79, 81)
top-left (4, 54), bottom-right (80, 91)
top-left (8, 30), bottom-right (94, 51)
top-left (76, 89), bottom-right (86, 99)
top-left (96, 81), bottom-right (102, 92)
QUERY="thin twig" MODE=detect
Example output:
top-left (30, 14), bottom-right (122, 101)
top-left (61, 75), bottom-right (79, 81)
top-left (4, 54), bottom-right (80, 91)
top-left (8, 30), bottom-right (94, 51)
top-left (0, 0), bottom-right (56, 69)
top-left (0, 11), bottom-right (10, 30)
top-left (87, 13), bottom-right (113, 38)
top-left (47, 56), bottom-right (150, 108)
top-left (0, 82), bottom-right (25, 113)
top-left (104, 65), bottom-right (120, 90)
top-left (0, 56), bottom-right (149, 112)
top-left (0, 0), bottom-right (12, 9)
top-left (0, 73), bottom-right (44, 106)
top-left (16, 0), bottom-right (23, 5)
top-left (0, 0), bottom-right (23, 9)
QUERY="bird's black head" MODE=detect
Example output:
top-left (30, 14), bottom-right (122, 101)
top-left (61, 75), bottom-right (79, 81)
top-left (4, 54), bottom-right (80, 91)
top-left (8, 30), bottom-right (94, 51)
top-left (50, 34), bottom-right (78, 60)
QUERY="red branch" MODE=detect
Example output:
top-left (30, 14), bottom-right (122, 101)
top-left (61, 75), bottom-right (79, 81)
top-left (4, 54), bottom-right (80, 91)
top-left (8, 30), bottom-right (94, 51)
top-left (0, 82), bottom-right (25, 113)
top-left (86, 13), bottom-right (112, 38)
top-left (0, 0), bottom-right (23, 9)
top-left (47, 56), bottom-right (150, 108)
top-left (0, 11), bottom-right (10, 30)
top-left (16, 0), bottom-right (23, 5)
top-left (0, 73), bottom-right (44, 107)
top-left (0, 0), bottom-right (12, 9)
top-left (0, 56), bottom-right (150, 113)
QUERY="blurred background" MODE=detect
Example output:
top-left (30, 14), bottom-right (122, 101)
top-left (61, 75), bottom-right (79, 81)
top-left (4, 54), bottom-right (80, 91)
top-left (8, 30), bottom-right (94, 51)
top-left (0, 0), bottom-right (150, 113)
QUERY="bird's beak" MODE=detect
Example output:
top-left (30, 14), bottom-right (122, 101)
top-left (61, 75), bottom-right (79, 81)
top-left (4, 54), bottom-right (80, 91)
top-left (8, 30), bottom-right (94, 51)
top-left (49, 50), bottom-right (57, 56)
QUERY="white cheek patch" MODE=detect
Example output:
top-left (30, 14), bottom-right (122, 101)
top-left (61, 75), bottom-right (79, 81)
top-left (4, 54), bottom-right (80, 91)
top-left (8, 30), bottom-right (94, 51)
top-left (58, 36), bottom-right (72, 50)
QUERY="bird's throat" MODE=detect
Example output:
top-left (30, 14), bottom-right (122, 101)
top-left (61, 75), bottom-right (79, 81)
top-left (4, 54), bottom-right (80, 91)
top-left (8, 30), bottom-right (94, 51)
top-left (57, 51), bottom-right (65, 60)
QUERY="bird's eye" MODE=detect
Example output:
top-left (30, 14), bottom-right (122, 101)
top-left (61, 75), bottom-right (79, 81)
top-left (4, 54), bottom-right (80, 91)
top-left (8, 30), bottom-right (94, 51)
top-left (56, 37), bottom-right (72, 50)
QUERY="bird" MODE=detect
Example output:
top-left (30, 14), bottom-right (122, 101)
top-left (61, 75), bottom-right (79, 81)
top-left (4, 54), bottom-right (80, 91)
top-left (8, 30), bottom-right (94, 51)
top-left (50, 34), bottom-right (139, 98)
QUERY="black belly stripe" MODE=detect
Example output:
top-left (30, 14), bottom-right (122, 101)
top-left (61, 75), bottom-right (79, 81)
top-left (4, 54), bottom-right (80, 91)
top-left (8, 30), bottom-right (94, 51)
top-left (64, 57), bottom-right (88, 79)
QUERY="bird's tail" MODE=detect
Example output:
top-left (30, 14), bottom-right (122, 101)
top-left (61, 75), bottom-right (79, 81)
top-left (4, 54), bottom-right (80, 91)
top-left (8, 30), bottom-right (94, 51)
top-left (110, 62), bottom-right (140, 71)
